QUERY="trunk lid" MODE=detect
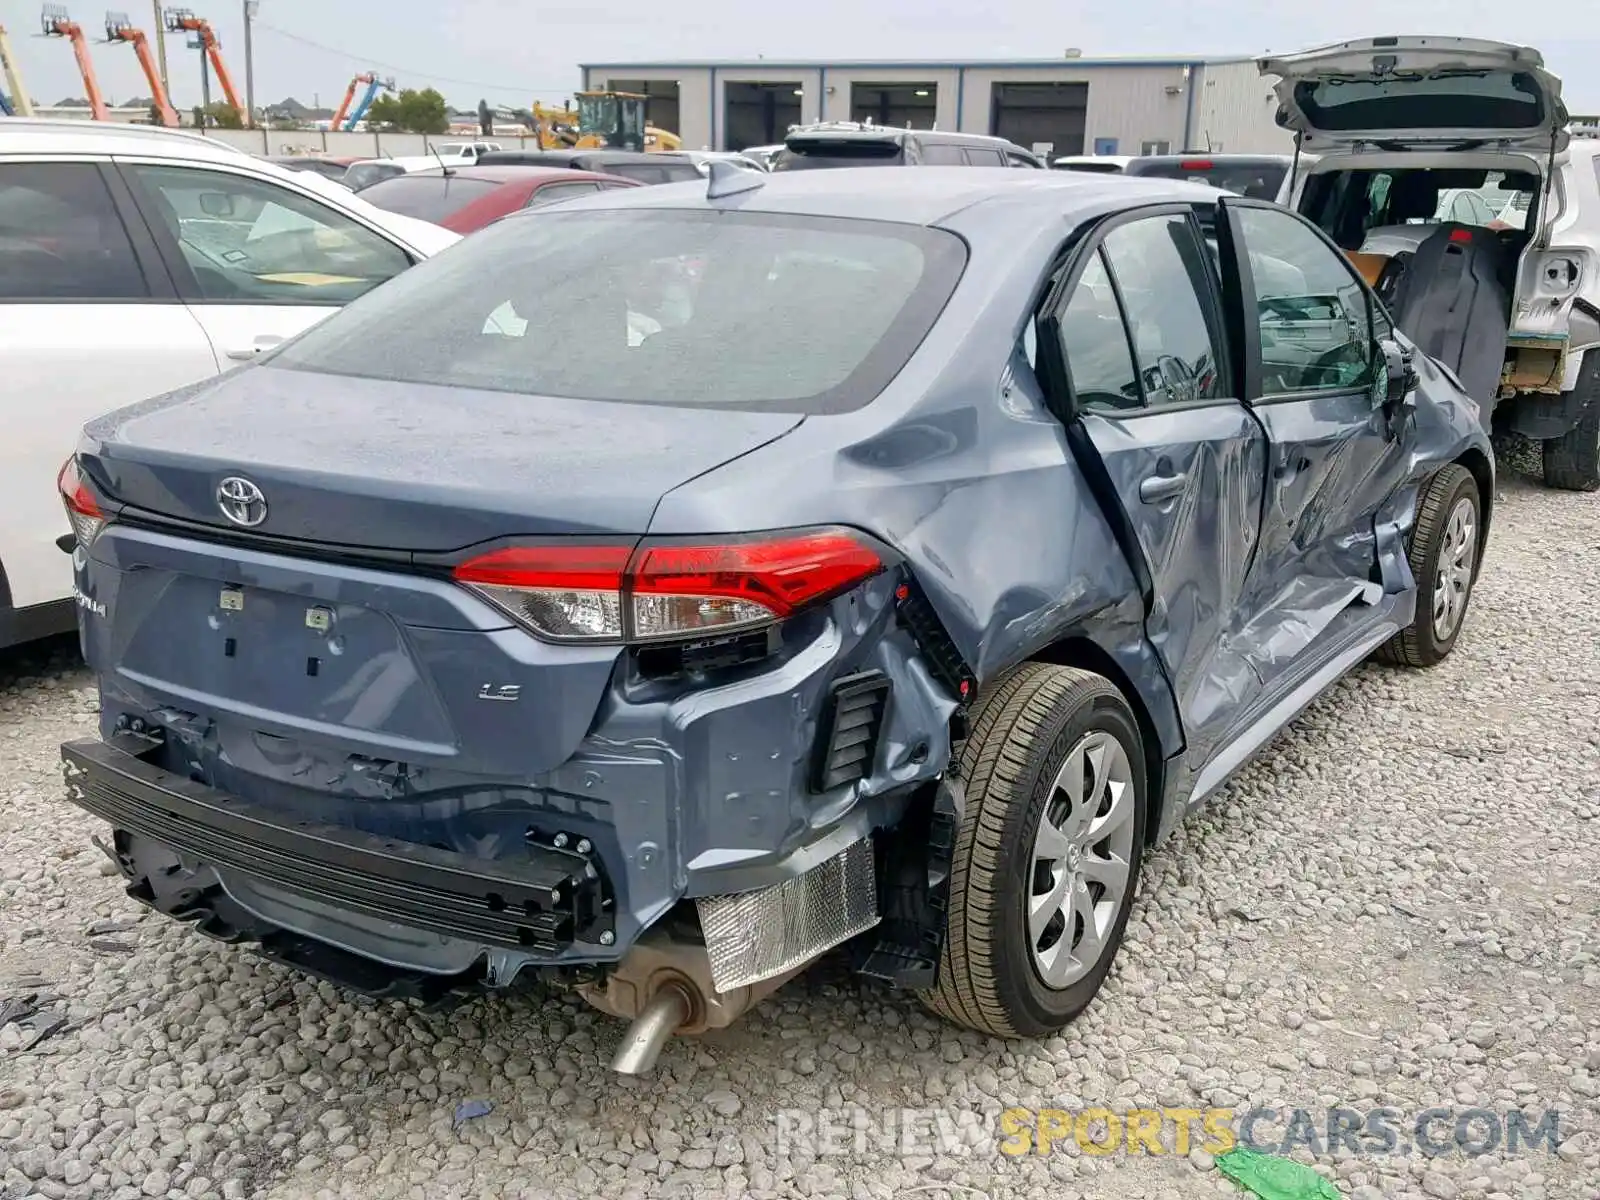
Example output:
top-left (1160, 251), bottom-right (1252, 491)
top-left (79, 365), bottom-right (805, 552)
top-left (1257, 36), bottom-right (1568, 154)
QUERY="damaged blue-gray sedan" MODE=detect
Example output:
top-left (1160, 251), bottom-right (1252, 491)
top-left (58, 163), bottom-right (1493, 1072)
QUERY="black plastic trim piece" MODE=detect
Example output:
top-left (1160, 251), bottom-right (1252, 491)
top-left (893, 580), bottom-right (976, 703)
top-left (61, 737), bottom-right (607, 952)
top-left (853, 776), bottom-right (960, 990)
top-left (810, 670), bottom-right (892, 793)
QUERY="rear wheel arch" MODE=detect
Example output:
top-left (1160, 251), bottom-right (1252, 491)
top-left (1026, 636), bottom-right (1167, 845)
top-left (1452, 447), bottom-right (1494, 565)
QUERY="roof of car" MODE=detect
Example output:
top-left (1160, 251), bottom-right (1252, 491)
top-left (511, 164), bottom-right (1224, 227)
top-left (0, 118), bottom-right (253, 161)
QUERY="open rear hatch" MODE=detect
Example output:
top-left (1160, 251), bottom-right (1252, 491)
top-left (1257, 36), bottom-right (1568, 154)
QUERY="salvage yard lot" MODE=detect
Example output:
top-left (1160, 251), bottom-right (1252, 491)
top-left (0, 464), bottom-right (1595, 1200)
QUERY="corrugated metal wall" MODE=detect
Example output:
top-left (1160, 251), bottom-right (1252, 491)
top-left (582, 61), bottom-right (1284, 154)
top-left (1192, 61), bottom-right (1293, 154)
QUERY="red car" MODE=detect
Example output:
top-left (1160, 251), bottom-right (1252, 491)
top-left (354, 165), bottom-right (642, 233)
top-left (266, 155), bottom-right (363, 184)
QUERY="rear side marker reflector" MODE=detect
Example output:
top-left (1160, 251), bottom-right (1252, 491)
top-left (453, 528), bottom-right (886, 644)
top-left (57, 457), bottom-right (105, 548)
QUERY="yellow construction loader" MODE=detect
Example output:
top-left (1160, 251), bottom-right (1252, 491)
top-left (572, 91), bottom-right (682, 153)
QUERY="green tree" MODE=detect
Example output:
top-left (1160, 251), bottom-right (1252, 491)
top-left (202, 101), bottom-right (244, 129)
top-left (365, 88), bottom-right (448, 134)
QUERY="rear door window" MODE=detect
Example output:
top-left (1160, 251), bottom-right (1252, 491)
top-left (920, 143), bottom-right (966, 165)
top-left (0, 162), bottom-right (148, 300)
top-left (964, 147), bottom-right (1005, 166)
top-left (1098, 214), bottom-right (1225, 407)
top-left (125, 163), bottom-right (412, 306)
top-left (1054, 249), bottom-right (1142, 412)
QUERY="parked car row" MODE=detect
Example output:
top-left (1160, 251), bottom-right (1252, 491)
top-left (7, 29), bottom-right (1600, 1082)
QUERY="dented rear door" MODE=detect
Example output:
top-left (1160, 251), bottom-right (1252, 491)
top-left (1039, 206), bottom-right (1270, 767)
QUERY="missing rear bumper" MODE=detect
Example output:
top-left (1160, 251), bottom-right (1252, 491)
top-left (60, 736), bottom-right (612, 954)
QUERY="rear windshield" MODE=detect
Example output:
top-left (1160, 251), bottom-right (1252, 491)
top-left (773, 141), bottom-right (905, 171)
top-left (267, 208), bottom-right (967, 414)
top-left (1127, 160), bottom-right (1287, 199)
top-left (272, 159), bottom-right (349, 182)
top-left (343, 162), bottom-right (403, 191)
top-left (1293, 71), bottom-right (1548, 131)
top-left (357, 174), bottom-right (501, 222)
top-left (604, 162), bottom-right (702, 185)
top-left (1054, 161), bottom-right (1126, 174)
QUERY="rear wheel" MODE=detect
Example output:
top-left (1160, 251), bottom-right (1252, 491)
top-left (919, 664), bottom-right (1146, 1039)
top-left (1376, 463), bottom-right (1481, 668)
top-left (1541, 360), bottom-right (1600, 491)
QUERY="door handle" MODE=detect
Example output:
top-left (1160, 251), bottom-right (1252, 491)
top-left (226, 335), bottom-right (285, 361)
top-left (1138, 472), bottom-right (1188, 504)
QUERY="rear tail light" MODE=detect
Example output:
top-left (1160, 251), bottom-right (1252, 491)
top-left (453, 528), bottom-right (885, 644)
top-left (57, 457), bottom-right (105, 547)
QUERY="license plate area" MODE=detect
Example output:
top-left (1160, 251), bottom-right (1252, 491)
top-left (120, 575), bottom-right (447, 741)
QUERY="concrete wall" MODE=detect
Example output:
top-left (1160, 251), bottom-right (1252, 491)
top-left (1192, 60), bottom-right (1293, 154)
top-left (194, 128), bottom-right (550, 157)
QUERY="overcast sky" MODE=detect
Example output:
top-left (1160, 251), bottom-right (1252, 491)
top-left (8, 0), bottom-right (1599, 113)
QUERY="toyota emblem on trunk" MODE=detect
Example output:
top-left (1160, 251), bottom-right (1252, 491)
top-left (216, 476), bottom-right (267, 527)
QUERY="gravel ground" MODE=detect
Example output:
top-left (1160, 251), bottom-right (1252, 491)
top-left (0, 467), bottom-right (1597, 1200)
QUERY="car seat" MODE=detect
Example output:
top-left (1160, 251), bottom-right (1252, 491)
top-left (1383, 222), bottom-right (1510, 423)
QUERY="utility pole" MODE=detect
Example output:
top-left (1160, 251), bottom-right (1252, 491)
top-left (241, 0), bottom-right (256, 126)
top-left (151, 0), bottom-right (170, 95)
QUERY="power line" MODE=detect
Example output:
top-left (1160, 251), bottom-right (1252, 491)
top-left (251, 21), bottom-right (575, 95)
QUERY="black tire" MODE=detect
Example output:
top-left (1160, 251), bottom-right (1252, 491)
top-left (919, 663), bottom-right (1147, 1039)
top-left (1541, 358), bottom-right (1600, 491)
top-left (1376, 463), bottom-right (1482, 668)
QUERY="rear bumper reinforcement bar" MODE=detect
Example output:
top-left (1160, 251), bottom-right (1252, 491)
top-left (60, 737), bottom-right (607, 952)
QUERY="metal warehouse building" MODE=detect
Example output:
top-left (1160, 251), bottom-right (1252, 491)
top-left (578, 56), bottom-right (1293, 157)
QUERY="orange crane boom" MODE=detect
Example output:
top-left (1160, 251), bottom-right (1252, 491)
top-left (331, 72), bottom-right (371, 129)
top-left (41, 5), bottom-right (109, 121)
top-left (163, 8), bottom-right (240, 113)
top-left (104, 12), bottom-right (178, 126)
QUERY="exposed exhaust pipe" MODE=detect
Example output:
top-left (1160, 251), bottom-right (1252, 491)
top-left (609, 981), bottom-right (692, 1075)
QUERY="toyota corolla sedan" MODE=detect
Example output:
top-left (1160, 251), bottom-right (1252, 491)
top-left (57, 164), bottom-right (1492, 1073)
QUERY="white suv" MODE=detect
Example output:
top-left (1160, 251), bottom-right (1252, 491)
top-left (0, 120), bottom-right (460, 650)
top-left (1263, 37), bottom-right (1600, 489)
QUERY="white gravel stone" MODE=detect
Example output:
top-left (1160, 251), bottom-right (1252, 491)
top-left (0, 476), bottom-right (1597, 1200)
